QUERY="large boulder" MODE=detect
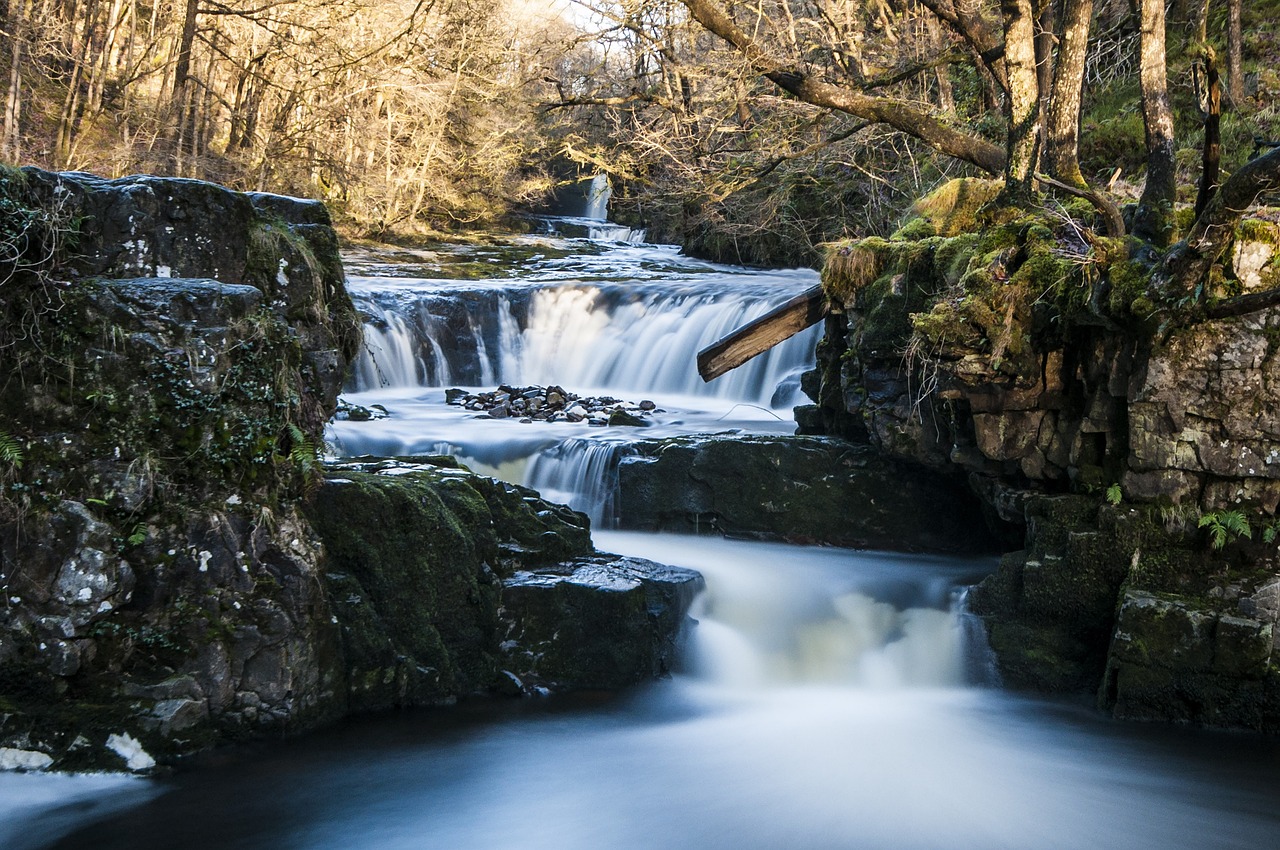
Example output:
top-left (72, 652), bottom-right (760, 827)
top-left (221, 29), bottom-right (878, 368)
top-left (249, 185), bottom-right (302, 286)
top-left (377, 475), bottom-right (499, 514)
top-left (501, 555), bottom-right (703, 691)
top-left (617, 434), bottom-right (996, 553)
top-left (307, 459), bottom-right (701, 704)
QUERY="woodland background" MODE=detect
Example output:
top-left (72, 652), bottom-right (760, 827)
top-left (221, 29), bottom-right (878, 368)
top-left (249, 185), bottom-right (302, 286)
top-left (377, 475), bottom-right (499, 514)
top-left (0, 0), bottom-right (1275, 265)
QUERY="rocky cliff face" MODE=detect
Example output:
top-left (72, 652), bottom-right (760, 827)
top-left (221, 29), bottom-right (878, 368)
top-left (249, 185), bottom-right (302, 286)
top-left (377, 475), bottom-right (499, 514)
top-left (0, 170), bottom-right (699, 772)
top-left (802, 178), bottom-right (1280, 730)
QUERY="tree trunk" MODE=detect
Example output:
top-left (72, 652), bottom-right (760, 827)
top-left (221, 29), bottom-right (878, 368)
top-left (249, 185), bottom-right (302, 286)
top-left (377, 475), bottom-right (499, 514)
top-left (1001, 0), bottom-right (1042, 199)
top-left (916, 0), bottom-right (1009, 94)
top-left (1034, 0), bottom-right (1057, 127)
top-left (1226, 0), bottom-right (1243, 105)
top-left (1133, 0), bottom-right (1177, 246)
top-left (1045, 0), bottom-right (1092, 187)
top-left (1194, 47), bottom-right (1220, 220)
top-left (170, 0), bottom-right (199, 171)
top-left (2, 0), bottom-right (27, 162)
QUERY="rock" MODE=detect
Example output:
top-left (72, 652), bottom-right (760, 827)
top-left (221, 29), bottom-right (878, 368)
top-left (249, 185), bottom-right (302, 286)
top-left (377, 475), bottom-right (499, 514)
top-left (1103, 590), bottom-right (1279, 730)
top-left (444, 385), bottom-right (655, 426)
top-left (608, 409), bottom-right (651, 427)
top-left (304, 460), bottom-right (595, 711)
top-left (805, 207), bottom-right (1280, 730)
top-left (0, 169), bottom-right (359, 770)
top-left (617, 435), bottom-right (995, 553)
top-left (0, 748), bottom-right (54, 772)
top-left (638, 400), bottom-right (656, 411)
top-left (499, 554), bottom-right (703, 690)
top-left (336, 398), bottom-right (389, 421)
top-left (105, 733), bottom-right (156, 772)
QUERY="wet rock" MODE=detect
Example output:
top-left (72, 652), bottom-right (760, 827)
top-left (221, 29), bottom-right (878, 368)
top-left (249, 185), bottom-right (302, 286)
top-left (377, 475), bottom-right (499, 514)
top-left (499, 554), bottom-right (703, 690)
top-left (618, 435), bottom-right (996, 553)
top-left (444, 385), bottom-right (658, 427)
top-left (336, 398), bottom-right (389, 421)
top-left (608, 409), bottom-right (650, 428)
top-left (305, 460), bottom-right (595, 711)
top-left (1104, 590), bottom-right (1279, 730)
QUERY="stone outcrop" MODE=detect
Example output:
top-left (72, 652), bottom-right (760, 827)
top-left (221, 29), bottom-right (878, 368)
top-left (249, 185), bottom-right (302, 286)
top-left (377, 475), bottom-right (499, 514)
top-left (0, 171), bottom-right (698, 772)
top-left (803, 179), bottom-right (1280, 730)
top-left (500, 554), bottom-right (702, 692)
top-left (0, 169), bottom-right (361, 770)
top-left (305, 459), bottom-right (698, 705)
top-left (617, 435), bottom-right (996, 553)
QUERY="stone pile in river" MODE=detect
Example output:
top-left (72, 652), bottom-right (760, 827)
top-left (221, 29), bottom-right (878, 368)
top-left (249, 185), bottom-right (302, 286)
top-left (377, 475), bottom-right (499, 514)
top-left (446, 385), bottom-right (657, 427)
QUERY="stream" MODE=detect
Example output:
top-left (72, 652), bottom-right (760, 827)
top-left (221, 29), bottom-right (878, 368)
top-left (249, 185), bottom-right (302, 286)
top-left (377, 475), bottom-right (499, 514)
top-left (10, 226), bottom-right (1280, 849)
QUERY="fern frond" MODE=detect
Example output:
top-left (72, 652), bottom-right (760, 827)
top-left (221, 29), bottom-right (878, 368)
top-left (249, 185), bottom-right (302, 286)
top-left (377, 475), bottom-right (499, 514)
top-left (1223, 510), bottom-right (1252, 539)
top-left (0, 431), bottom-right (23, 469)
top-left (285, 424), bottom-right (319, 474)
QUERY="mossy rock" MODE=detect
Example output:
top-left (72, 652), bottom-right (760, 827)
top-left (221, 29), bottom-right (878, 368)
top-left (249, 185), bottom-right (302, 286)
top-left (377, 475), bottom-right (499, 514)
top-left (305, 462), bottom-right (592, 711)
top-left (907, 178), bottom-right (1003, 238)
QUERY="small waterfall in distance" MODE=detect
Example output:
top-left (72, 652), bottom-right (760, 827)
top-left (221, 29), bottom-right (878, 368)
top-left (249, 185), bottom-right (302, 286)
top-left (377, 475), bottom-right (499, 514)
top-left (583, 173), bottom-right (611, 221)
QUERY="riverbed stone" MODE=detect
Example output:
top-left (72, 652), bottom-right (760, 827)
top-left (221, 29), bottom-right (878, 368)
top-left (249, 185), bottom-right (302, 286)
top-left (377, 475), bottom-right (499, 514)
top-left (499, 555), bottom-right (703, 691)
top-left (617, 434), bottom-right (995, 553)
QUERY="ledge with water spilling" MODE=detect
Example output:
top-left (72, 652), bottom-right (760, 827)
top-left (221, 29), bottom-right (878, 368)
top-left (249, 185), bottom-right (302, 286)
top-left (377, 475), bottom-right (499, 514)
top-left (329, 228), bottom-right (824, 526)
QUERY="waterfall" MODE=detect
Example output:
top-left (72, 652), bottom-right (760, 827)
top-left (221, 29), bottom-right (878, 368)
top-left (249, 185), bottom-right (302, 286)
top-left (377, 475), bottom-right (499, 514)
top-left (599, 532), bottom-right (988, 690)
top-left (336, 234), bottom-right (822, 524)
top-left (583, 173), bottom-right (611, 221)
top-left (525, 439), bottom-right (629, 527)
top-left (348, 283), bottom-right (818, 408)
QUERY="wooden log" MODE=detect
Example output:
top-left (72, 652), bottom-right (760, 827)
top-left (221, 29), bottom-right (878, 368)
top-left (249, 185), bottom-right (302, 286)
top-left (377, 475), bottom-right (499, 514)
top-left (697, 284), bottom-right (828, 382)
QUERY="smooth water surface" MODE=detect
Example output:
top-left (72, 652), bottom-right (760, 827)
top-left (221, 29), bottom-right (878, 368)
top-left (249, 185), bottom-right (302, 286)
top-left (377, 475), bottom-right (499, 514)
top-left (33, 532), bottom-right (1280, 850)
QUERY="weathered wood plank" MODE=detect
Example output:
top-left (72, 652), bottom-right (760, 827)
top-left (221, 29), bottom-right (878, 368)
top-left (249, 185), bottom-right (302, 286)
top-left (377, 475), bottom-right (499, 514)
top-left (697, 284), bottom-right (828, 382)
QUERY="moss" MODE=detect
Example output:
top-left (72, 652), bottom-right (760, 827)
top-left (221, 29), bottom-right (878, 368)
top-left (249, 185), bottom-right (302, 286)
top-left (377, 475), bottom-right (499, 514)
top-left (910, 178), bottom-right (1003, 237)
top-left (890, 216), bottom-right (936, 241)
top-left (304, 464), bottom-right (592, 709)
top-left (822, 240), bottom-right (885, 302)
top-left (1236, 218), bottom-right (1280, 246)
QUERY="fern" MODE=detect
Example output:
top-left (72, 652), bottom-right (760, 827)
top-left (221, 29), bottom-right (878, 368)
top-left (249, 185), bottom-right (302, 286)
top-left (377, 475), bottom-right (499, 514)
top-left (0, 431), bottom-right (23, 469)
top-left (1198, 510), bottom-right (1252, 550)
top-left (285, 424), bottom-right (320, 474)
top-left (1104, 483), bottom-right (1122, 505)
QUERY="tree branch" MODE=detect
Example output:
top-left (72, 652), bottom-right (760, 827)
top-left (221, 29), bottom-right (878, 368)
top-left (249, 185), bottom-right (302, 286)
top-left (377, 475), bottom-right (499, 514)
top-left (1155, 145), bottom-right (1280, 301)
top-left (677, 0), bottom-right (1006, 176)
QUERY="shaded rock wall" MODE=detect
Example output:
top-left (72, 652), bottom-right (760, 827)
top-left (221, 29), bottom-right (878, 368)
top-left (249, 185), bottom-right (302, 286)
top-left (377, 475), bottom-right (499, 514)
top-left (803, 181), bottom-right (1280, 729)
top-left (617, 435), bottom-right (996, 553)
top-left (306, 459), bottom-right (700, 703)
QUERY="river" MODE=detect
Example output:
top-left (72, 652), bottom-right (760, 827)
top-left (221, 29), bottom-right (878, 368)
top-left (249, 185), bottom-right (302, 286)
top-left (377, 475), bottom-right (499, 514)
top-left (10, 224), bottom-right (1280, 849)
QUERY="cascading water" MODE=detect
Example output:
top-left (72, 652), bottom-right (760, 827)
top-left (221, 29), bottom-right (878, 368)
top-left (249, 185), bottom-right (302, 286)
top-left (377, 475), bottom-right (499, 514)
top-left (583, 173), bottom-right (610, 221)
top-left (34, 531), bottom-right (1280, 850)
top-left (331, 233), bottom-right (821, 523)
top-left (23, 234), bottom-right (1280, 850)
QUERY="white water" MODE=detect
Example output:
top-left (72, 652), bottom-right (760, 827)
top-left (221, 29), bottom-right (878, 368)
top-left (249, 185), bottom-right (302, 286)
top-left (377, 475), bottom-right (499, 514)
top-left (583, 173), bottom-right (610, 221)
top-left (29, 533), bottom-right (1280, 850)
top-left (331, 231), bottom-right (820, 523)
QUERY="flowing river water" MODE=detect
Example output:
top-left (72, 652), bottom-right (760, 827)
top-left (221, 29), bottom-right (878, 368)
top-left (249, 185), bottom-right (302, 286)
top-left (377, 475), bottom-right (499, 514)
top-left (9, 225), bottom-right (1280, 849)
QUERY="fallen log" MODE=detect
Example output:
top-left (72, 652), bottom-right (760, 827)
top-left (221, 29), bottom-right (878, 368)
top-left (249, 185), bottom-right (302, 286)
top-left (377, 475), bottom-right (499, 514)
top-left (697, 284), bottom-right (828, 382)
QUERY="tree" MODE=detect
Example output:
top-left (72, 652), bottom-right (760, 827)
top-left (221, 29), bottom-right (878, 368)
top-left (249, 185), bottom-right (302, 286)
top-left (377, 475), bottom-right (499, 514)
top-left (634, 0), bottom-right (1273, 305)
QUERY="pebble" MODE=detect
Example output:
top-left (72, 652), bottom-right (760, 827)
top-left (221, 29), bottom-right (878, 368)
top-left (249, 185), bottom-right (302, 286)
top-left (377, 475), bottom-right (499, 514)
top-left (445, 384), bottom-right (657, 427)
